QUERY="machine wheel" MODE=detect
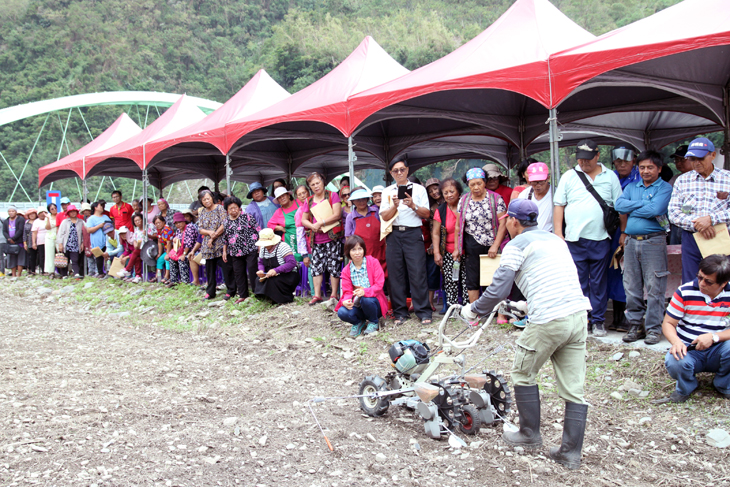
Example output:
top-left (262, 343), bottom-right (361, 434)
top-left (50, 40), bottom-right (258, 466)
top-left (484, 371), bottom-right (512, 421)
top-left (458, 405), bottom-right (482, 435)
top-left (358, 376), bottom-right (390, 417)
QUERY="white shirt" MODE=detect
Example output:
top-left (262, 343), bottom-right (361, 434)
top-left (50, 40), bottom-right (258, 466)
top-left (517, 186), bottom-right (554, 233)
top-left (380, 182), bottom-right (429, 228)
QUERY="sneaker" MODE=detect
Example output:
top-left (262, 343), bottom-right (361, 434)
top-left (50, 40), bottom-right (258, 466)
top-left (349, 321), bottom-right (366, 337)
top-left (131, 276), bottom-right (142, 283)
top-left (117, 269), bottom-right (131, 278)
top-left (363, 322), bottom-right (379, 335)
top-left (652, 391), bottom-right (690, 404)
top-left (592, 322), bottom-right (607, 337)
top-left (512, 317), bottom-right (528, 329)
top-left (217, 284), bottom-right (226, 291)
top-left (644, 331), bottom-right (662, 345)
top-left (622, 324), bottom-right (646, 342)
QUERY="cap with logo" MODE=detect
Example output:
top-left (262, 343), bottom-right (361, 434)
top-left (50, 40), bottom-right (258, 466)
top-left (684, 137), bottom-right (715, 158)
top-left (575, 139), bottom-right (599, 160)
top-left (526, 162), bottom-right (549, 182)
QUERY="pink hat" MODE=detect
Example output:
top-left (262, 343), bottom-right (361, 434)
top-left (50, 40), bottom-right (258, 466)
top-left (526, 162), bottom-right (549, 182)
top-left (66, 204), bottom-right (79, 214)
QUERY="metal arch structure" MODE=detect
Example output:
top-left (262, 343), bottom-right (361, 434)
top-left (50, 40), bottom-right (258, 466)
top-left (0, 91), bottom-right (222, 127)
top-left (0, 91), bottom-right (222, 203)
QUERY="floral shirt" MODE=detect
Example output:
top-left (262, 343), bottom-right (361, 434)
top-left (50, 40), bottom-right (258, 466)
top-left (176, 223), bottom-right (199, 250)
top-left (458, 192), bottom-right (506, 247)
top-left (67, 223), bottom-right (80, 253)
top-left (157, 225), bottom-right (174, 246)
top-left (224, 213), bottom-right (259, 257)
top-left (198, 204), bottom-right (227, 259)
top-left (160, 209), bottom-right (179, 228)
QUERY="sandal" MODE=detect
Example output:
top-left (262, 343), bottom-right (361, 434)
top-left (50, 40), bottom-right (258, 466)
top-left (393, 317), bottom-right (408, 326)
top-left (308, 296), bottom-right (323, 306)
top-left (421, 319), bottom-right (432, 326)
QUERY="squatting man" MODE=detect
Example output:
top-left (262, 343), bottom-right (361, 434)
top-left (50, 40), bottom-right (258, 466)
top-left (461, 199), bottom-right (592, 470)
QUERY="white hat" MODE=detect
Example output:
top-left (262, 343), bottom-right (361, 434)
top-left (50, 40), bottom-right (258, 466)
top-left (118, 226), bottom-right (130, 234)
top-left (349, 188), bottom-right (372, 200)
top-left (371, 185), bottom-right (385, 194)
top-left (80, 202), bottom-right (92, 212)
top-left (273, 186), bottom-right (292, 199)
top-left (255, 228), bottom-right (281, 247)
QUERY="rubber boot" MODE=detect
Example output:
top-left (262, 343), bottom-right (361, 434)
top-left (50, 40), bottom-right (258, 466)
top-left (549, 402), bottom-right (588, 470)
top-left (502, 384), bottom-right (542, 448)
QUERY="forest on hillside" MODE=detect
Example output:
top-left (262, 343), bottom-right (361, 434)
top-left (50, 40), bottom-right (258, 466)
top-left (0, 0), bottom-right (685, 202)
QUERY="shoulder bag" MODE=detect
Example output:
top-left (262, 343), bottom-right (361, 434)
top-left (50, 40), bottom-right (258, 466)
top-left (574, 169), bottom-right (620, 235)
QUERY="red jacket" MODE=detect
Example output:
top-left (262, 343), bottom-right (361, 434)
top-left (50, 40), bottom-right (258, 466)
top-left (335, 255), bottom-right (388, 317)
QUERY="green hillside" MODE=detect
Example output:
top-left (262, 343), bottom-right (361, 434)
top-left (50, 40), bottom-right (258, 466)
top-left (0, 0), bottom-right (682, 202)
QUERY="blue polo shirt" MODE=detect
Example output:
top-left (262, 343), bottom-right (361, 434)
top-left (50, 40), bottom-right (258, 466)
top-left (615, 177), bottom-right (672, 236)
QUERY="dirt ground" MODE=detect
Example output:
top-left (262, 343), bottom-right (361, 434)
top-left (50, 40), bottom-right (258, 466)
top-left (1, 277), bottom-right (729, 487)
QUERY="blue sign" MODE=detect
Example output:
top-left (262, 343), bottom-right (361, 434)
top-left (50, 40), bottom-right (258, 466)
top-left (47, 190), bottom-right (61, 209)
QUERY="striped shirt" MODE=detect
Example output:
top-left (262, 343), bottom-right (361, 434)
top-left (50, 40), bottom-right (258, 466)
top-left (668, 168), bottom-right (730, 232)
top-left (666, 280), bottom-right (730, 345)
top-left (498, 228), bottom-right (590, 324)
top-left (259, 241), bottom-right (294, 267)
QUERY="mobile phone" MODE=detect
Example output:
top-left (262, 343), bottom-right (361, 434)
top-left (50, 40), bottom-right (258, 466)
top-left (398, 183), bottom-right (413, 200)
top-left (686, 343), bottom-right (696, 351)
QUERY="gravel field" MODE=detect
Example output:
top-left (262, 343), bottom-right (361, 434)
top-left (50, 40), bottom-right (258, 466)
top-left (1, 276), bottom-right (729, 487)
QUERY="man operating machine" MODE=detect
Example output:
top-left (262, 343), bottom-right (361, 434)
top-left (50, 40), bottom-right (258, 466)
top-left (461, 199), bottom-right (591, 470)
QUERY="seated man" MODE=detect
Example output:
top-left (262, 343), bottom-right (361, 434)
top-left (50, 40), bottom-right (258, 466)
top-left (656, 254), bottom-right (730, 403)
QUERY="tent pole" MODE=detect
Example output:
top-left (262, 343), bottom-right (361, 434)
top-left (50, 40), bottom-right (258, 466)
top-left (348, 136), bottom-right (356, 190)
top-left (226, 153), bottom-right (232, 194)
top-left (142, 145), bottom-right (148, 283)
top-left (548, 108), bottom-right (561, 192)
top-left (83, 179), bottom-right (88, 202)
top-left (722, 82), bottom-right (730, 170)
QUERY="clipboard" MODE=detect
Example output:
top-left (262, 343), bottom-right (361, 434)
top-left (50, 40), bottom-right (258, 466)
top-left (91, 247), bottom-right (104, 258)
top-left (694, 223), bottom-right (730, 257)
top-left (310, 199), bottom-right (338, 233)
top-left (479, 255), bottom-right (501, 286)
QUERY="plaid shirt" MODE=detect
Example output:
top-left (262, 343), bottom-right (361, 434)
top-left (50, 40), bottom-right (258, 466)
top-left (349, 261), bottom-right (370, 288)
top-left (668, 168), bottom-right (730, 232)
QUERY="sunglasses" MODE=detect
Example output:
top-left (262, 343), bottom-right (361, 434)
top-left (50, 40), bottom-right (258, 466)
top-left (391, 167), bottom-right (407, 174)
top-left (341, 193), bottom-right (350, 198)
top-left (696, 273), bottom-right (717, 286)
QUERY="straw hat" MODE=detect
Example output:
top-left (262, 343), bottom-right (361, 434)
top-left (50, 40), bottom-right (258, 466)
top-left (80, 202), bottom-right (92, 213)
top-left (255, 228), bottom-right (281, 247)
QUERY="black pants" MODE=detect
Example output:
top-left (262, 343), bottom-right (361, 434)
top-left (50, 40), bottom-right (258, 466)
top-left (36, 244), bottom-right (45, 273)
top-left (205, 256), bottom-right (222, 298)
top-left (386, 227), bottom-right (431, 321)
top-left (59, 251), bottom-right (81, 277)
top-left (27, 247), bottom-right (38, 273)
top-left (94, 246), bottom-right (106, 275)
top-left (225, 252), bottom-right (258, 299)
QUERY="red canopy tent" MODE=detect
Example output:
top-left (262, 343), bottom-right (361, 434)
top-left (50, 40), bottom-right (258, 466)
top-left (84, 94), bottom-right (208, 189)
top-left (343, 0), bottom-right (594, 169)
top-left (547, 0), bottom-right (730, 166)
top-left (142, 70), bottom-right (291, 188)
top-left (223, 36), bottom-right (409, 183)
top-left (38, 113), bottom-right (142, 187)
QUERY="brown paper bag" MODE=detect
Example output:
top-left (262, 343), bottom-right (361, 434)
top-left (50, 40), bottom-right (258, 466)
top-left (108, 257), bottom-right (125, 277)
top-left (91, 247), bottom-right (104, 258)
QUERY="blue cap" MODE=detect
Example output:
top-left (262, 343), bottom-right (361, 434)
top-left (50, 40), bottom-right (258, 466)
top-left (246, 181), bottom-right (267, 199)
top-left (685, 137), bottom-right (715, 158)
top-left (503, 199), bottom-right (539, 222)
top-left (60, 197), bottom-right (71, 204)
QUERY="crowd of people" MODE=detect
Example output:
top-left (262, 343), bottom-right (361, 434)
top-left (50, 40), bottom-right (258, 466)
top-left (1, 134), bottom-right (729, 474)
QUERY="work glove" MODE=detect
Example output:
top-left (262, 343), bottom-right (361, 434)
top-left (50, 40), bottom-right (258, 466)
top-left (460, 302), bottom-right (478, 321)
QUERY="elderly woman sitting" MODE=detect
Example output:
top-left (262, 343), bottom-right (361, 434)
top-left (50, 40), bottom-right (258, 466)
top-left (254, 228), bottom-right (299, 304)
top-left (335, 235), bottom-right (388, 337)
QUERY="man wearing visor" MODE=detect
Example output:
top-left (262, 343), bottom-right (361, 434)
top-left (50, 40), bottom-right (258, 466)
top-left (608, 145), bottom-right (639, 332)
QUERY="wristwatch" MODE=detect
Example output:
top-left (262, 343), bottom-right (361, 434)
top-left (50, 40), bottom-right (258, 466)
top-left (712, 333), bottom-right (720, 344)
